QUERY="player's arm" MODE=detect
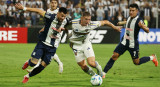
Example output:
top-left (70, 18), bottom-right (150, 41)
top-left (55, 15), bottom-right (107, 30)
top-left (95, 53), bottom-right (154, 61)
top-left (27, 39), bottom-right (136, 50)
top-left (117, 21), bottom-right (127, 25)
top-left (15, 3), bottom-right (46, 17)
top-left (100, 20), bottom-right (122, 32)
top-left (39, 27), bottom-right (45, 33)
top-left (138, 20), bottom-right (149, 33)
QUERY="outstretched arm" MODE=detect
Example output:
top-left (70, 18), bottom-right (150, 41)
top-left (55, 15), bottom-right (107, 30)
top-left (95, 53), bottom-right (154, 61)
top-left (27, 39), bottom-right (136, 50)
top-left (100, 20), bottom-right (122, 32)
top-left (117, 21), bottom-right (127, 25)
top-left (15, 3), bottom-right (46, 17)
top-left (138, 21), bottom-right (149, 33)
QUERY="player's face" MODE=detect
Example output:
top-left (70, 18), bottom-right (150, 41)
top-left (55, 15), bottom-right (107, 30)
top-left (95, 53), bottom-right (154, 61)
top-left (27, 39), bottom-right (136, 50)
top-left (81, 16), bottom-right (91, 26)
top-left (129, 7), bottom-right (138, 18)
top-left (50, 0), bottom-right (58, 10)
top-left (57, 12), bottom-right (66, 22)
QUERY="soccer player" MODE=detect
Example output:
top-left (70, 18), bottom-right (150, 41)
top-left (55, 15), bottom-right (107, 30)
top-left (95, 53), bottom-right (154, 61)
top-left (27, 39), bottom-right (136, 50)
top-left (67, 12), bottom-right (122, 77)
top-left (103, 3), bottom-right (158, 78)
top-left (26, 0), bottom-right (63, 74)
top-left (15, 3), bottom-right (68, 83)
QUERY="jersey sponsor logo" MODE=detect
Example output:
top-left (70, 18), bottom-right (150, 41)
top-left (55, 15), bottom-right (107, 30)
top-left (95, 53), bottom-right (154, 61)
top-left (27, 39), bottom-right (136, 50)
top-left (126, 28), bottom-right (133, 31)
top-left (60, 30), bottom-right (107, 43)
top-left (124, 35), bottom-right (132, 40)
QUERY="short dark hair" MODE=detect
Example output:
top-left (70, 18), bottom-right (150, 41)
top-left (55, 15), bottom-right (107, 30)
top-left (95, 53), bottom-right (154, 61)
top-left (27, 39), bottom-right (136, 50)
top-left (50, 0), bottom-right (58, 2)
top-left (82, 12), bottom-right (91, 17)
top-left (129, 3), bottom-right (139, 10)
top-left (59, 7), bottom-right (67, 14)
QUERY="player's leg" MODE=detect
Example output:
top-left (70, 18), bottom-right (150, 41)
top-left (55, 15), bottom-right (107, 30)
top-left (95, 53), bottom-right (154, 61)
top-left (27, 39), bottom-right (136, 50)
top-left (87, 57), bottom-right (104, 77)
top-left (22, 44), bottom-right (56, 83)
top-left (52, 54), bottom-right (63, 74)
top-left (22, 60), bottom-right (47, 83)
top-left (26, 59), bottom-right (42, 73)
top-left (83, 43), bottom-right (103, 77)
top-left (72, 46), bottom-right (96, 76)
top-left (22, 43), bottom-right (43, 70)
top-left (103, 43), bottom-right (126, 78)
top-left (129, 48), bottom-right (158, 67)
top-left (77, 59), bottom-right (96, 76)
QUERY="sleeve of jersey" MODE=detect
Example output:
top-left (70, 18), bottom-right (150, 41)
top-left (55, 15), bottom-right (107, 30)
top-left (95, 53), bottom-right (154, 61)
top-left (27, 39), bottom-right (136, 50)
top-left (64, 18), bottom-right (72, 29)
top-left (90, 21), bottom-right (101, 29)
top-left (44, 12), bottom-right (56, 21)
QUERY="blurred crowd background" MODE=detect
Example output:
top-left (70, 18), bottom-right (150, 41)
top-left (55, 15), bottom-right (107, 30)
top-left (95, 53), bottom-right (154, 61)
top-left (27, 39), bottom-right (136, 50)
top-left (0, 0), bottom-right (160, 28)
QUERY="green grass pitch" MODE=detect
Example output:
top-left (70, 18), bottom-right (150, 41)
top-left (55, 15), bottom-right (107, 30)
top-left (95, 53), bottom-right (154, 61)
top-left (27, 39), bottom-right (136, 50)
top-left (0, 43), bottom-right (160, 87)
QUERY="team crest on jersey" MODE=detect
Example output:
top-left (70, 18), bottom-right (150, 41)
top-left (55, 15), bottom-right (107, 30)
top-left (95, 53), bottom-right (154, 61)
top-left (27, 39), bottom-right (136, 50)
top-left (85, 29), bottom-right (89, 32)
top-left (74, 29), bottom-right (78, 32)
top-left (87, 47), bottom-right (90, 50)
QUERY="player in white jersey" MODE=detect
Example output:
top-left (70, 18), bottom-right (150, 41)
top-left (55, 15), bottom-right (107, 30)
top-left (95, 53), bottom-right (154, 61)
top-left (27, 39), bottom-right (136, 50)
top-left (103, 4), bottom-right (158, 78)
top-left (66, 12), bottom-right (121, 77)
top-left (15, 3), bottom-right (68, 83)
top-left (26, 0), bottom-right (63, 74)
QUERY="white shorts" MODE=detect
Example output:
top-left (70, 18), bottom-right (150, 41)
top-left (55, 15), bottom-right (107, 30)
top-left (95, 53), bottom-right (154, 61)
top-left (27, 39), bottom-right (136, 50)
top-left (71, 42), bottom-right (95, 62)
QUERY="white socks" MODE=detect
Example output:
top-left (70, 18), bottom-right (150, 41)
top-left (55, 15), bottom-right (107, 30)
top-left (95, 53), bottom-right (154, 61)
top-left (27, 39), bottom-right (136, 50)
top-left (150, 56), bottom-right (154, 60)
top-left (87, 66), bottom-right (96, 76)
top-left (95, 61), bottom-right (103, 76)
top-left (25, 74), bottom-right (29, 78)
top-left (52, 54), bottom-right (62, 65)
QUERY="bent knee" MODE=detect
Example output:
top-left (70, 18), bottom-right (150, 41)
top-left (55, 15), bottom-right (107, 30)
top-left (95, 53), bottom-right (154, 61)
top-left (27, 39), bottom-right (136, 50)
top-left (41, 61), bottom-right (48, 67)
top-left (31, 58), bottom-right (39, 64)
top-left (88, 61), bottom-right (96, 67)
top-left (133, 59), bottom-right (140, 65)
top-left (80, 65), bottom-right (88, 70)
top-left (112, 53), bottom-right (119, 61)
top-left (133, 61), bottom-right (139, 65)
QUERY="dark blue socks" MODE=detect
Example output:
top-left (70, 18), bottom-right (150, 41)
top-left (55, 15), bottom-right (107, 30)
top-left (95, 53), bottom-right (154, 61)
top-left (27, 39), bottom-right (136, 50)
top-left (29, 64), bottom-right (45, 77)
top-left (103, 58), bottom-right (115, 73)
top-left (138, 57), bottom-right (150, 65)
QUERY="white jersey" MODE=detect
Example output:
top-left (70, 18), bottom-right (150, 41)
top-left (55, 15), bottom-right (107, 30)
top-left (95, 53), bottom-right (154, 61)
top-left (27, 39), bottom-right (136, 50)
top-left (47, 8), bottom-right (59, 14)
top-left (69, 19), bottom-right (101, 44)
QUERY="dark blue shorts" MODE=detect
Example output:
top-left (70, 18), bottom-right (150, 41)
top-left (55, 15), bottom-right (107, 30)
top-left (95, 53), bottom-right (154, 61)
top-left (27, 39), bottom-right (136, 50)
top-left (114, 43), bottom-right (139, 59)
top-left (31, 41), bottom-right (56, 65)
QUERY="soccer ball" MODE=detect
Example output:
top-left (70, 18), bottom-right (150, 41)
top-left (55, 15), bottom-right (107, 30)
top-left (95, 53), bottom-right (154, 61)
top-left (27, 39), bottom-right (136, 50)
top-left (90, 74), bottom-right (103, 86)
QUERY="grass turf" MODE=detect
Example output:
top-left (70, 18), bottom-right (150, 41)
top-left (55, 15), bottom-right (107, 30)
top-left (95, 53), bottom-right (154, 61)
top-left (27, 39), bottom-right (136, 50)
top-left (0, 43), bottom-right (159, 87)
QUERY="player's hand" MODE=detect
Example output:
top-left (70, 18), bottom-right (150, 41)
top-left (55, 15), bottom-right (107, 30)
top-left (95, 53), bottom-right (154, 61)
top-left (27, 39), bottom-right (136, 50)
top-left (114, 26), bottom-right (122, 32)
top-left (15, 3), bottom-right (24, 10)
top-left (117, 22), bottom-right (121, 26)
top-left (39, 28), bottom-right (44, 33)
top-left (56, 27), bottom-right (65, 32)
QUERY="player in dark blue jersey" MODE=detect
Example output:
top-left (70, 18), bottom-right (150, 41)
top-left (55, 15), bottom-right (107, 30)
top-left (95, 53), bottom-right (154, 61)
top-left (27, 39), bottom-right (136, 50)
top-left (25, 0), bottom-right (64, 74)
top-left (15, 3), bottom-right (68, 83)
top-left (103, 3), bottom-right (158, 78)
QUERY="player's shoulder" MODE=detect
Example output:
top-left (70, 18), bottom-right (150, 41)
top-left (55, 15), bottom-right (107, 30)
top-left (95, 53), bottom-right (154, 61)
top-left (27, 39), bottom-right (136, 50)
top-left (72, 19), bottom-right (80, 24)
top-left (47, 8), bottom-right (59, 14)
top-left (90, 21), bottom-right (100, 26)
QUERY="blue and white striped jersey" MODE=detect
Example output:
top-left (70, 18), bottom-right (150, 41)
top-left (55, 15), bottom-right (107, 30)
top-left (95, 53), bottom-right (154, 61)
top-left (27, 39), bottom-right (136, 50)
top-left (121, 15), bottom-right (143, 48)
top-left (39, 12), bottom-right (67, 48)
